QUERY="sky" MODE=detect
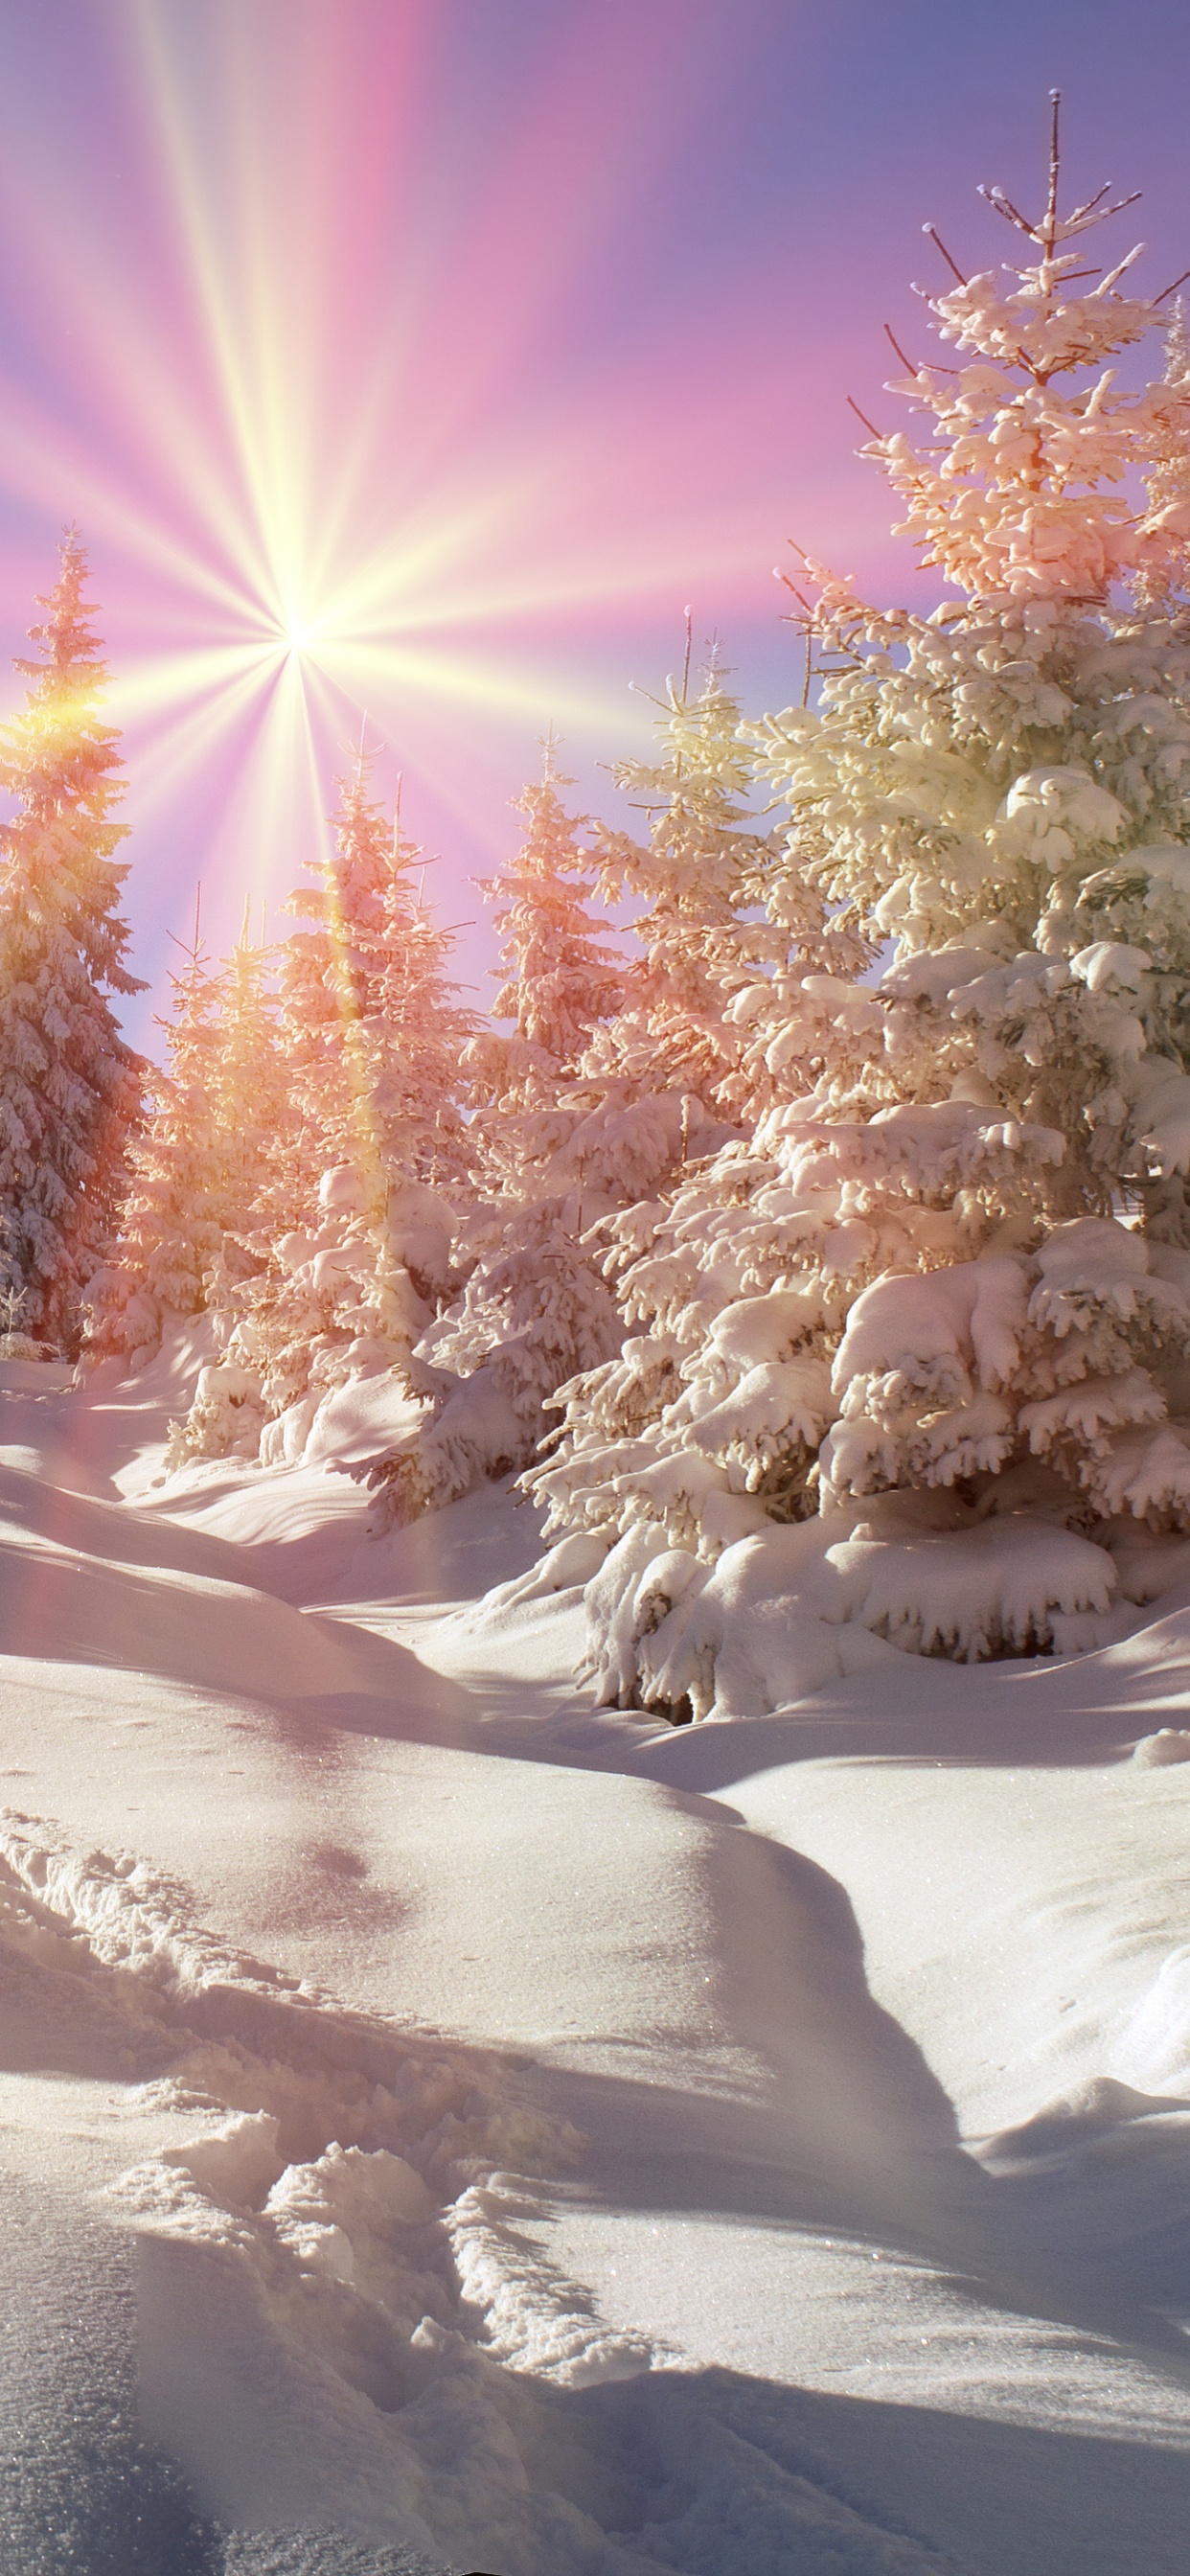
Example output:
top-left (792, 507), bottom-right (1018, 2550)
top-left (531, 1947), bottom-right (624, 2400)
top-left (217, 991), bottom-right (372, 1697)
top-left (1, 0), bottom-right (1189, 1050)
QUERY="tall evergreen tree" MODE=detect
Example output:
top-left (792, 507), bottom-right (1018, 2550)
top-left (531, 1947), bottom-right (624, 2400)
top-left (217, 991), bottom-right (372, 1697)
top-left (83, 905), bottom-right (223, 1364)
top-left (210, 904), bottom-right (293, 1266)
top-left (86, 904), bottom-right (292, 1370)
top-left (1134, 296), bottom-right (1190, 613)
top-left (364, 784), bottom-right (475, 1189)
top-left (531, 109), bottom-right (1190, 1714)
top-left (358, 700), bottom-right (767, 1528)
top-left (362, 742), bottom-right (627, 1530)
top-left (474, 650), bottom-right (800, 1229)
top-left (465, 735), bottom-right (624, 1118)
top-left (279, 741), bottom-right (472, 1194)
top-left (584, 646), bottom-right (782, 1113)
top-left (168, 753), bottom-right (470, 1465)
top-left (0, 533), bottom-right (143, 1349)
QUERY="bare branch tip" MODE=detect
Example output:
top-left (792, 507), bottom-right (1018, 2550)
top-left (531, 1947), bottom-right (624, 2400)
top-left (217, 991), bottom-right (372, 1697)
top-left (846, 395), bottom-right (885, 440)
top-left (923, 224), bottom-right (968, 285)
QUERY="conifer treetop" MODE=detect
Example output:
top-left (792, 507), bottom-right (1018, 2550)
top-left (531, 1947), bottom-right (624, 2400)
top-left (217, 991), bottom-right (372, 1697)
top-left (0, 528), bottom-right (142, 996)
top-left (10, 532), bottom-right (126, 810)
top-left (475, 727), bottom-right (623, 1083)
top-left (585, 642), bottom-right (786, 1109)
top-left (845, 95), bottom-right (1190, 606)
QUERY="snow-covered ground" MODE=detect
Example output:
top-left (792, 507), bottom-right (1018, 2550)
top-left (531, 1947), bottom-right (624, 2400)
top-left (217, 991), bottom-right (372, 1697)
top-left (3, 1333), bottom-right (1190, 2573)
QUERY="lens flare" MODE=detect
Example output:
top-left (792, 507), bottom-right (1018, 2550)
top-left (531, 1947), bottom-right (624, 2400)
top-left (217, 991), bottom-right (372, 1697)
top-left (0, 0), bottom-right (875, 1033)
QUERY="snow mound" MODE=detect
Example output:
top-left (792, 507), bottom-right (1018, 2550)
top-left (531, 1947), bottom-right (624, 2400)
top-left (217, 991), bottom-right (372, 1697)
top-left (1132, 1726), bottom-right (1190, 1766)
top-left (588, 1509), bottom-right (1133, 1718)
top-left (0, 1512), bottom-right (457, 1708)
top-left (982, 2075), bottom-right (1190, 2165)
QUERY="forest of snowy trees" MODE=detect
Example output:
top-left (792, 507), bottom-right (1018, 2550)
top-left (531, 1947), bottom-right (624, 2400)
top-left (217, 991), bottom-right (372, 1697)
top-left (11, 116), bottom-right (1190, 1716)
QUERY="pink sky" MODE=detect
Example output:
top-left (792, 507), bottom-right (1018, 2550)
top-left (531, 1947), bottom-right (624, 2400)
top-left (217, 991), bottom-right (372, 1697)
top-left (0, 0), bottom-right (1188, 1047)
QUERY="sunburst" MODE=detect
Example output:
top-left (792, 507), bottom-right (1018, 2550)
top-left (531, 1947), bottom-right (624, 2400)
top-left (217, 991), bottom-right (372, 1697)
top-left (0, 0), bottom-right (829, 1034)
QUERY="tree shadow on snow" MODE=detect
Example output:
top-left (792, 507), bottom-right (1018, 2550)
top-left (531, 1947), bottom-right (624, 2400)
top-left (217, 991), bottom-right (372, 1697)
top-left (612, 1670), bottom-right (1157, 1790)
top-left (561, 2361), bottom-right (1190, 2576)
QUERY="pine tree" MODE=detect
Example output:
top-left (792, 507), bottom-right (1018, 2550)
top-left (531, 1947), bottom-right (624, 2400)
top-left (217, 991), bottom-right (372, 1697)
top-left (86, 906), bottom-right (291, 1372)
top-left (277, 742), bottom-right (472, 1195)
top-left (209, 906), bottom-right (293, 1260)
top-left (276, 733), bottom-right (396, 1198)
top-left (487, 643), bottom-right (813, 1224)
top-left (364, 786), bottom-right (475, 1190)
top-left (360, 687), bottom-right (779, 1529)
top-left (83, 905), bottom-right (223, 1364)
top-left (167, 753), bottom-right (470, 1467)
top-left (584, 640), bottom-right (783, 1113)
top-left (0, 534), bottom-right (144, 1350)
top-left (528, 105), bottom-right (1190, 1714)
top-left (465, 734), bottom-right (624, 1118)
top-left (1134, 297), bottom-right (1190, 613)
top-left (356, 743), bottom-right (626, 1528)
top-left (463, 662), bottom-right (783, 1234)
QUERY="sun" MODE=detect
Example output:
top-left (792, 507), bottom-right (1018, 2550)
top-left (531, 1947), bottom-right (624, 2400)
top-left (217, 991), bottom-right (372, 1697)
top-left (282, 610), bottom-right (319, 655)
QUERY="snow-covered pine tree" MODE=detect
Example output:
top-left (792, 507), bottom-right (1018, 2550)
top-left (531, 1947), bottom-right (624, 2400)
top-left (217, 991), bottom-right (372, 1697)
top-left (464, 732), bottom-right (624, 1122)
top-left (358, 739), bottom-right (626, 1528)
top-left (275, 731), bottom-right (398, 1195)
top-left (83, 904), bottom-right (224, 1366)
top-left (503, 638), bottom-right (839, 1221)
top-left (169, 750), bottom-right (470, 1468)
top-left (458, 733), bottom-right (632, 1292)
top-left (87, 905), bottom-right (293, 1382)
top-left (0, 533), bottom-right (144, 1351)
top-left (210, 905), bottom-right (293, 1250)
top-left (583, 640), bottom-right (781, 1113)
top-left (524, 104), bottom-right (1190, 1714)
top-left (473, 650), bottom-right (784, 1228)
top-left (360, 673), bottom-right (826, 1530)
top-left (365, 781), bottom-right (475, 1193)
top-left (1134, 296), bottom-right (1190, 613)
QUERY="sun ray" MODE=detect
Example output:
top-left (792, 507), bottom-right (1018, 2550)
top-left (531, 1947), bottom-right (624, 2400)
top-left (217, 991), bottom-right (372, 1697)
top-left (0, 0), bottom-right (885, 1035)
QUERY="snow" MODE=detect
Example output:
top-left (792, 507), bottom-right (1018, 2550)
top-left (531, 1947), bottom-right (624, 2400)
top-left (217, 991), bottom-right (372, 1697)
top-left (15, 114), bottom-right (1190, 2576)
top-left (3, 1350), bottom-right (1190, 2570)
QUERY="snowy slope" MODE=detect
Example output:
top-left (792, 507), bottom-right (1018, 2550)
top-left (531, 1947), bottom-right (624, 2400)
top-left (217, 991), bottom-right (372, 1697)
top-left (1, 1345), bottom-right (1190, 2571)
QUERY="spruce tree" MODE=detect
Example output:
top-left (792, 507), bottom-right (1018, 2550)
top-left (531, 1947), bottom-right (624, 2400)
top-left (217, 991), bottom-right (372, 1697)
top-left (491, 648), bottom-right (802, 1224)
top-left (365, 784), bottom-right (475, 1190)
top-left (465, 735), bottom-right (623, 1117)
top-left (360, 696), bottom-right (772, 1529)
top-left (530, 106), bottom-right (1190, 1713)
top-left (0, 534), bottom-right (143, 1350)
top-left (86, 907), bottom-right (291, 1370)
top-left (1134, 297), bottom-right (1190, 613)
top-left (355, 741), bottom-right (627, 1529)
top-left (278, 742), bottom-right (471, 1194)
top-left (168, 753), bottom-right (470, 1466)
top-left (209, 906), bottom-right (293, 1269)
top-left (83, 907), bottom-right (223, 1363)
top-left (584, 644), bottom-right (783, 1113)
